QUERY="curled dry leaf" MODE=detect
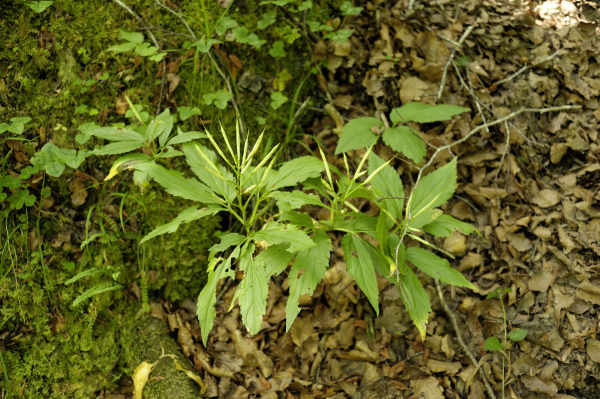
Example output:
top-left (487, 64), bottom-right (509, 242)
top-left (558, 226), bottom-right (576, 253)
top-left (132, 361), bottom-right (157, 399)
top-left (532, 226), bottom-right (553, 240)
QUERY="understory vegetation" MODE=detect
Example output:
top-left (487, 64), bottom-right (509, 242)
top-left (1, 0), bottom-right (597, 398)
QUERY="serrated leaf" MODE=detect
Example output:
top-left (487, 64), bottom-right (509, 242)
top-left (410, 208), bottom-right (443, 230)
top-left (149, 109), bottom-right (174, 147)
top-left (198, 257), bottom-right (233, 345)
top-left (382, 126), bottom-right (426, 163)
top-left (119, 30), bottom-right (144, 44)
top-left (484, 337), bottom-right (504, 351)
top-left (422, 214), bottom-right (475, 237)
top-left (335, 117), bottom-right (381, 154)
top-left (508, 329), bottom-right (528, 342)
top-left (342, 234), bottom-right (379, 314)
top-left (105, 153), bottom-right (151, 180)
top-left (182, 143), bottom-right (236, 202)
top-left (397, 265), bottom-right (430, 340)
top-left (237, 252), bottom-right (269, 335)
top-left (134, 162), bottom-right (223, 205)
top-left (253, 222), bottom-right (315, 252)
top-left (166, 131), bottom-right (207, 145)
top-left (82, 125), bottom-right (145, 142)
top-left (140, 206), bottom-right (221, 244)
top-left (376, 213), bottom-right (390, 257)
top-left (368, 153), bottom-right (404, 219)
top-left (325, 213), bottom-right (378, 238)
top-left (362, 238), bottom-right (395, 278)
top-left (406, 247), bottom-right (475, 289)
top-left (92, 141), bottom-right (144, 156)
top-left (155, 149), bottom-right (184, 158)
top-left (410, 158), bottom-right (457, 221)
top-left (265, 156), bottom-right (324, 191)
top-left (255, 243), bottom-right (295, 277)
top-left (286, 230), bottom-right (331, 331)
top-left (390, 102), bottom-right (470, 124)
top-left (272, 191), bottom-right (324, 212)
top-left (279, 211), bottom-right (314, 229)
top-left (208, 233), bottom-right (246, 260)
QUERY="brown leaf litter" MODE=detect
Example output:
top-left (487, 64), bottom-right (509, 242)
top-left (156, 1), bottom-right (600, 398)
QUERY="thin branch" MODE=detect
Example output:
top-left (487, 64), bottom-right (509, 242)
top-left (465, 64), bottom-right (490, 134)
top-left (434, 0), bottom-right (450, 25)
top-left (136, 26), bottom-right (194, 39)
top-left (154, 0), bottom-right (197, 40)
top-left (493, 50), bottom-right (562, 87)
top-left (452, 60), bottom-right (543, 147)
top-left (437, 26), bottom-right (473, 100)
top-left (112, 0), bottom-right (166, 115)
top-left (493, 121), bottom-right (511, 208)
top-left (435, 279), bottom-right (497, 399)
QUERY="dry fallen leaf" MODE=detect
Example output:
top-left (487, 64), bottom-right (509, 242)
top-left (132, 361), bottom-right (157, 399)
top-left (507, 232), bottom-right (533, 252)
top-left (531, 189), bottom-right (561, 208)
top-left (411, 376), bottom-right (444, 399)
top-left (174, 360), bottom-right (207, 395)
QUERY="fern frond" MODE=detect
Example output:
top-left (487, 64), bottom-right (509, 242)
top-left (72, 282), bottom-right (124, 307)
top-left (80, 233), bottom-right (102, 249)
top-left (64, 268), bottom-right (102, 286)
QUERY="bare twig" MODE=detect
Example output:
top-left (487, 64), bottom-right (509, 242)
top-left (136, 26), bottom-right (194, 38)
top-left (434, 0), bottom-right (450, 25)
top-left (438, 26), bottom-right (474, 100)
top-left (465, 64), bottom-right (490, 134)
top-left (112, 0), bottom-right (166, 115)
top-left (154, 0), bottom-right (196, 39)
top-left (452, 60), bottom-right (543, 147)
top-left (493, 50), bottom-right (562, 87)
top-left (435, 279), bottom-right (497, 399)
top-left (493, 121), bottom-right (511, 208)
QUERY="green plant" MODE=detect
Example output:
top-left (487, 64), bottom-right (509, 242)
top-left (21, 0), bottom-right (53, 13)
top-left (30, 142), bottom-right (87, 178)
top-left (0, 117), bottom-right (32, 135)
top-left (484, 287), bottom-right (528, 398)
top-left (336, 102), bottom-right (470, 163)
top-left (99, 108), bottom-right (477, 342)
top-left (108, 30), bottom-right (166, 62)
top-left (77, 96), bottom-right (205, 190)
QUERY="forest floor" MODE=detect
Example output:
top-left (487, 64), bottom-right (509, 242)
top-left (2, 0), bottom-right (600, 399)
top-left (157, 2), bottom-right (600, 399)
